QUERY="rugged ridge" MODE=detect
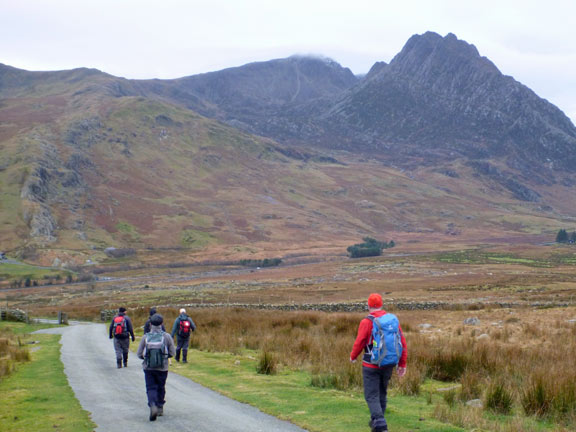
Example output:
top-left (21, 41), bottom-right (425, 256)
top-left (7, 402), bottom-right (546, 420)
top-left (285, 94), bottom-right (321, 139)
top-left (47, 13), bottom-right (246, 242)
top-left (319, 33), bottom-right (576, 171)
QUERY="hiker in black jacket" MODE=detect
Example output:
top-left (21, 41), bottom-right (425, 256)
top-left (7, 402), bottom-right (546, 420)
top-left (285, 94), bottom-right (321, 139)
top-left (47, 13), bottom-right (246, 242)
top-left (170, 308), bottom-right (196, 363)
top-left (109, 307), bottom-right (135, 368)
top-left (144, 307), bottom-right (166, 334)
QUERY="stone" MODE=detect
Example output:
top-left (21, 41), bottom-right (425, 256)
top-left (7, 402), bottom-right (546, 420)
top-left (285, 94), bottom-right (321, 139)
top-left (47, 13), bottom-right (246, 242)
top-left (466, 399), bottom-right (483, 408)
top-left (464, 317), bottom-right (480, 325)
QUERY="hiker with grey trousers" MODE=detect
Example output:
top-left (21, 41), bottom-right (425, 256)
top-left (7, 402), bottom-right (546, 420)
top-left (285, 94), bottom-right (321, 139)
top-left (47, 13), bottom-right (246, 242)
top-left (137, 314), bottom-right (176, 421)
top-left (170, 308), bottom-right (196, 363)
top-left (109, 307), bottom-right (135, 368)
top-left (350, 294), bottom-right (408, 432)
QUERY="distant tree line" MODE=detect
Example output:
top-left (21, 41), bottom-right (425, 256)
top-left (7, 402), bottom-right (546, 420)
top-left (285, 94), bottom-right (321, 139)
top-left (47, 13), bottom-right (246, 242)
top-left (8, 272), bottom-right (92, 289)
top-left (556, 229), bottom-right (576, 244)
top-left (238, 258), bottom-right (282, 268)
top-left (347, 237), bottom-right (395, 258)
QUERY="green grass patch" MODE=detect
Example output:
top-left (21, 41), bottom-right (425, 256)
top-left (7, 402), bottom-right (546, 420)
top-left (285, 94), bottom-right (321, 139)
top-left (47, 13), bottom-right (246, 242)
top-left (181, 229), bottom-right (217, 248)
top-left (0, 262), bottom-right (73, 283)
top-left (115, 221), bottom-right (141, 241)
top-left (431, 251), bottom-right (551, 267)
top-left (171, 350), bottom-right (464, 432)
top-left (0, 323), bottom-right (95, 432)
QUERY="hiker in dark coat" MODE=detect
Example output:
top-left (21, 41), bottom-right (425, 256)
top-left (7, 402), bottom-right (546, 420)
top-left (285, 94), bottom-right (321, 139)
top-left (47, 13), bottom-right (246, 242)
top-left (170, 308), bottom-right (196, 363)
top-left (109, 307), bottom-right (135, 368)
top-left (137, 314), bottom-right (176, 421)
top-left (144, 307), bottom-right (166, 334)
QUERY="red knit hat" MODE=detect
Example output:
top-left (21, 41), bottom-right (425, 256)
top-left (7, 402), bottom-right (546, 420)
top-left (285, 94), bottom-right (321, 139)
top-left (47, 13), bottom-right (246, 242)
top-left (367, 293), bottom-right (383, 309)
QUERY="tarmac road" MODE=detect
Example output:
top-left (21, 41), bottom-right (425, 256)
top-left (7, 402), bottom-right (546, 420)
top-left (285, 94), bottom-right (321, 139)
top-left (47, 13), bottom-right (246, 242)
top-left (35, 323), bottom-right (307, 432)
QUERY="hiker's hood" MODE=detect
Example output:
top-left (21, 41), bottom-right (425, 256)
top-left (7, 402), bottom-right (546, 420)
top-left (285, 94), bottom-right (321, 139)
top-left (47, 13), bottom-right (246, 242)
top-left (150, 324), bottom-right (163, 331)
top-left (179, 313), bottom-right (188, 318)
top-left (369, 310), bottom-right (388, 318)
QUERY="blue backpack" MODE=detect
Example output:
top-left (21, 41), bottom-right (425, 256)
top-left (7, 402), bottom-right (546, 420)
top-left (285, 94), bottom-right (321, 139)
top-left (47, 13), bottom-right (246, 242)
top-left (367, 314), bottom-right (403, 366)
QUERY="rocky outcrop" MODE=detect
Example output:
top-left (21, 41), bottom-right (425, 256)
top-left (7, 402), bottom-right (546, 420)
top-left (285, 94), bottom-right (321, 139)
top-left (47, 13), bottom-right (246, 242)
top-left (21, 166), bottom-right (57, 242)
top-left (64, 117), bottom-right (102, 149)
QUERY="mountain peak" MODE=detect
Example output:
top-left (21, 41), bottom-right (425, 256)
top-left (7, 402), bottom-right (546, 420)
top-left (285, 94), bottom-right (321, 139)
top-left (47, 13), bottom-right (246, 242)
top-left (390, 31), bottom-right (500, 79)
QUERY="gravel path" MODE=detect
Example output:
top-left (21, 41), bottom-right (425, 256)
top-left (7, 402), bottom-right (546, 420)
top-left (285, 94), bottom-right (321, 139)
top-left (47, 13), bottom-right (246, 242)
top-left (35, 323), bottom-right (307, 432)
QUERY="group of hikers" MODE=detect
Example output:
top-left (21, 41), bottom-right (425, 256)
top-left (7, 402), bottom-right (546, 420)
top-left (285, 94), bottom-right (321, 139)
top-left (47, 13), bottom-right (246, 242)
top-left (109, 307), bottom-right (196, 421)
top-left (108, 294), bottom-right (407, 432)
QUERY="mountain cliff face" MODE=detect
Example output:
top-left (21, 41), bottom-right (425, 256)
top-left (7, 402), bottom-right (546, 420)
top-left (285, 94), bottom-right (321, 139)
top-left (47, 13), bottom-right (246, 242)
top-left (319, 33), bottom-right (576, 172)
top-left (1, 32), bottom-right (576, 262)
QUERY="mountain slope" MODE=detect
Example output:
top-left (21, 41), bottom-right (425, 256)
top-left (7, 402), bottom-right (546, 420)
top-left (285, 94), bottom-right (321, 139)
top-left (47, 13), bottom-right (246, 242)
top-left (1, 34), bottom-right (576, 265)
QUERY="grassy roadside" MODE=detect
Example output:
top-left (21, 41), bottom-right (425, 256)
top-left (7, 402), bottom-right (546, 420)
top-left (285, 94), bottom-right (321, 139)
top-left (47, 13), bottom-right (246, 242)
top-left (0, 322), bottom-right (96, 432)
top-left (170, 349), bottom-right (464, 432)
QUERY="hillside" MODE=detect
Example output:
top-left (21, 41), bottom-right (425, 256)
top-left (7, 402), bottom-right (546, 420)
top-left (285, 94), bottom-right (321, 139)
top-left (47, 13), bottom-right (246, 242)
top-left (1, 32), bottom-right (576, 266)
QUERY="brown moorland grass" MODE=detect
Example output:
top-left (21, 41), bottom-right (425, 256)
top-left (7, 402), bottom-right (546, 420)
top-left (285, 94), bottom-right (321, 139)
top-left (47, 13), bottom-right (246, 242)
top-left (9, 245), bottom-right (576, 317)
top-left (126, 306), bottom-right (576, 429)
top-left (0, 326), bottom-right (31, 379)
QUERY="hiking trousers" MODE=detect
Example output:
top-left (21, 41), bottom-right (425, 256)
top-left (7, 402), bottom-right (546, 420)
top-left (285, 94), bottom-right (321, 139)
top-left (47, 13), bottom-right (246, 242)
top-left (114, 337), bottom-right (130, 364)
top-left (362, 365), bottom-right (395, 429)
top-left (175, 336), bottom-right (190, 361)
top-left (144, 369), bottom-right (168, 407)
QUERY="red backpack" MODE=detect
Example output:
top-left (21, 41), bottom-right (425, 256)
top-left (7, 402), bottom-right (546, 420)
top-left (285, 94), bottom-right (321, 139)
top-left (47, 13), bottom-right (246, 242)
top-left (178, 319), bottom-right (191, 337)
top-left (113, 316), bottom-right (127, 336)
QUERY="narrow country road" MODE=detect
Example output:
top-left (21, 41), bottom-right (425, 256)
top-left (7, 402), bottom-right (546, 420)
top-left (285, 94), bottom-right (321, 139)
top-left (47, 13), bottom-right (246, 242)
top-left (35, 323), bottom-right (307, 432)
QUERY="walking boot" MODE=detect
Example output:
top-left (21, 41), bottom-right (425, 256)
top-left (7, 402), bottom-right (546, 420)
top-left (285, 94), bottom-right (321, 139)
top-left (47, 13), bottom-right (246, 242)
top-left (157, 406), bottom-right (164, 416)
top-left (182, 351), bottom-right (188, 363)
top-left (117, 360), bottom-right (122, 369)
top-left (149, 404), bottom-right (158, 421)
top-left (175, 349), bottom-right (180, 362)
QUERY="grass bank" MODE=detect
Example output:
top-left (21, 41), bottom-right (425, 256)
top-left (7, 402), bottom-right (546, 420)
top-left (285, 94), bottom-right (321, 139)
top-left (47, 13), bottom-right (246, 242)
top-left (0, 322), bottom-right (95, 432)
top-left (171, 349), bottom-right (463, 432)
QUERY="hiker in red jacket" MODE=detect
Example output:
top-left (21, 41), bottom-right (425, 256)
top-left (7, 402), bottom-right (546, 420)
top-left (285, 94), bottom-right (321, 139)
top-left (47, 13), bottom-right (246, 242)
top-left (350, 293), bottom-right (407, 432)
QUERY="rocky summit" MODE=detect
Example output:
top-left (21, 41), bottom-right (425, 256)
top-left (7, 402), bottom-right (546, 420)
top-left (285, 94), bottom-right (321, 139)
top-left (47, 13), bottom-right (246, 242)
top-left (1, 32), bottom-right (576, 262)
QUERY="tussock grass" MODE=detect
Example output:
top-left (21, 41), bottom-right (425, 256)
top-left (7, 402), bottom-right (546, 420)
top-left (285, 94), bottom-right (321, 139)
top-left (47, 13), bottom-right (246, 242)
top-left (128, 306), bottom-right (576, 430)
top-left (486, 378), bottom-right (514, 414)
top-left (0, 328), bottom-right (31, 379)
top-left (256, 350), bottom-right (277, 375)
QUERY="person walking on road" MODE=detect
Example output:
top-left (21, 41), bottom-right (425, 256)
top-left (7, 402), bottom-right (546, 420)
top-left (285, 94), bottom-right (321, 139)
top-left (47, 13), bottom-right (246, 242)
top-left (350, 293), bottom-right (408, 432)
top-left (137, 313), bottom-right (176, 421)
top-left (109, 306), bottom-right (135, 368)
top-left (144, 307), bottom-right (166, 334)
top-left (171, 308), bottom-right (196, 363)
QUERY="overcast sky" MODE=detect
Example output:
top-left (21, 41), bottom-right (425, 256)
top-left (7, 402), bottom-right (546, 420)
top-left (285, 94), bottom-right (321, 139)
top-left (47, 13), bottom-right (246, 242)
top-left (2, 0), bottom-right (575, 123)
